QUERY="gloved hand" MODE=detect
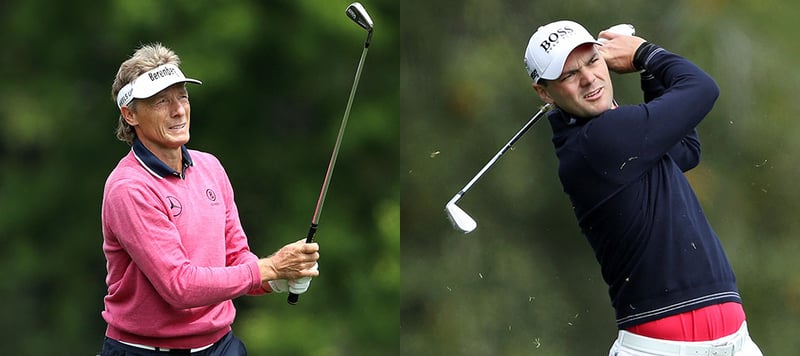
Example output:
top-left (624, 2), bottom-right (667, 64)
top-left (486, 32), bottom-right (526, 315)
top-left (597, 25), bottom-right (646, 74)
top-left (267, 279), bottom-right (289, 293)
top-left (288, 263), bottom-right (319, 295)
top-left (598, 24), bottom-right (635, 43)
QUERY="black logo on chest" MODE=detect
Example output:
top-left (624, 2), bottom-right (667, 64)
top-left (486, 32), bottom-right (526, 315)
top-left (166, 196), bottom-right (182, 217)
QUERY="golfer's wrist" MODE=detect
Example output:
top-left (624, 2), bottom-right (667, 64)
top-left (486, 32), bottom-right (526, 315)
top-left (633, 42), bottom-right (659, 71)
top-left (257, 258), bottom-right (279, 282)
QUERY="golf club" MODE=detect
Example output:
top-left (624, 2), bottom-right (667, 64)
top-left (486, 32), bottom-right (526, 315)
top-left (288, 2), bottom-right (374, 305)
top-left (445, 103), bottom-right (551, 233)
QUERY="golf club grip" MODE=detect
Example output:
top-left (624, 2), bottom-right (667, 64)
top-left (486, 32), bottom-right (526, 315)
top-left (287, 291), bottom-right (300, 305)
top-left (288, 223), bottom-right (319, 305)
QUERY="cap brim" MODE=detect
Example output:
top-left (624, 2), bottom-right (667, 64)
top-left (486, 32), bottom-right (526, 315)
top-left (132, 78), bottom-right (202, 100)
top-left (539, 40), bottom-right (601, 81)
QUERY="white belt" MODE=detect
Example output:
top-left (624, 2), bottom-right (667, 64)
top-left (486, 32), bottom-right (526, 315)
top-left (119, 340), bottom-right (214, 353)
top-left (617, 322), bottom-right (749, 356)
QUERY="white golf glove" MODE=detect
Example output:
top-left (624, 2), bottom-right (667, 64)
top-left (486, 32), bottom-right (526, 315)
top-left (598, 24), bottom-right (635, 43)
top-left (288, 263), bottom-right (319, 295)
top-left (267, 279), bottom-right (289, 293)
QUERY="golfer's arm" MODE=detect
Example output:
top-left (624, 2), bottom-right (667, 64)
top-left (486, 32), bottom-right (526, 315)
top-left (667, 129), bottom-right (701, 172)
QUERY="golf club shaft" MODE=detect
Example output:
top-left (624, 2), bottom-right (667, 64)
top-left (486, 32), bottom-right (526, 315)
top-left (288, 39), bottom-right (371, 305)
top-left (453, 103), bottom-right (551, 200)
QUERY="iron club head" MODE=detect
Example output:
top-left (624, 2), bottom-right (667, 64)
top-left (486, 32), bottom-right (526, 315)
top-left (346, 2), bottom-right (373, 31)
top-left (445, 195), bottom-right (477, 233)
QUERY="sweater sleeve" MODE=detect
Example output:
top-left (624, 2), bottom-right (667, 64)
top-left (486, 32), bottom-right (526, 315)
top-left (667, 129), bottom-right (701, 172)
top-left (640, 71), bottom-right (665, 103)
top-left (639, 52), bottom-right (702, 172)
top-left (104, 177), bottom-right (262, 309)
top-left (580, 46), bottom-right (719, 183)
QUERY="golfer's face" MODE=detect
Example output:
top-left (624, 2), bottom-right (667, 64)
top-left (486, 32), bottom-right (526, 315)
top-left (132, 84), bottom-right (191, 152)
top-left (542, 44), bottom-right (614, 118)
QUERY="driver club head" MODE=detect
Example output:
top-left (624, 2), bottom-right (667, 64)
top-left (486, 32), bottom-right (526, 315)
top-left (346, 2), bottom-right (373, 31)
top-left (445, 202), bottom-right (477, 234)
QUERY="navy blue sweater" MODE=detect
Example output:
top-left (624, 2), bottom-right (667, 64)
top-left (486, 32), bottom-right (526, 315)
top-left (546, 45), bottom-right (741, 329)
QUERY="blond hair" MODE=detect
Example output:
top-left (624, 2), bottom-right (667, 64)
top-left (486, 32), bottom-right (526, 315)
top-left (111, 43), bottom-right (182, 144)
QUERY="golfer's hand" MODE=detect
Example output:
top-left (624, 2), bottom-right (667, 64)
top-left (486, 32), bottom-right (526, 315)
top-left (267, 279), bottom-right (289, 293)
top-left (264, 263), bottom-right (318, 294)
top-left (258, 239), bottom-right (320, 282)
top-left (288, 263), bottom-right (319, 294)
top-left (598, 32), bottom-right (646, 74)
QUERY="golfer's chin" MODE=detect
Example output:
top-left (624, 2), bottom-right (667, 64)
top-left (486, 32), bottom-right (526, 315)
top-left (160, 135), bottom-right (190, 150)
top-left (566, 103), bottom-right (608, 119)
top-left (167, 131), bottom-right (190, 145)
top-left (581, 97), bottom-right (615, 117)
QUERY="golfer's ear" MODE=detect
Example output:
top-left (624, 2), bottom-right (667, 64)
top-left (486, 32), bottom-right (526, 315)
top-left (120, 106), bottom-right (137, 126)
top-left (533, 83), bottom-right (554, 104)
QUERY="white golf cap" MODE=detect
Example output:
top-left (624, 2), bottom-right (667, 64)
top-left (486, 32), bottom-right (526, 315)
top-left (116, 63), bottom-right (201, 108)
top-left (524, 20), bottom-right (601, 83)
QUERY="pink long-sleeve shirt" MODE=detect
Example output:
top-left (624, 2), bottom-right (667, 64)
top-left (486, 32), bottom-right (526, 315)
top-left (101, 141), bottom-right (265, 348)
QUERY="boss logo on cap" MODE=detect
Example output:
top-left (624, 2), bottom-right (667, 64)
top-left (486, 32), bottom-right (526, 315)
top-left (539, 26), bottom-right (575, 53)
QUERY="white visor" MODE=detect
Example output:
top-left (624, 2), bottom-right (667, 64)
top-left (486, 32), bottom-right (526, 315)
top-left (116, 64), bottom-right (201, 108)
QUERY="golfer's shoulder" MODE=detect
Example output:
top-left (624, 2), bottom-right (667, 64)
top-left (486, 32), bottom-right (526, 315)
top-left (105, 151), bottom-right (145, 184)
top-left (103, 166), bottom-right (156, 204)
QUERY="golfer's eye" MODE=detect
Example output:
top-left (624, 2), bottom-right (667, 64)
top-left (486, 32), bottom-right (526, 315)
top-left (152, 98), bottom-right (169, 109)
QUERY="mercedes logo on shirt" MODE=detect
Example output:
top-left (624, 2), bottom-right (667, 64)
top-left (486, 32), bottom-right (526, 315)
top-left (166, 196), bottom-right (182, 217)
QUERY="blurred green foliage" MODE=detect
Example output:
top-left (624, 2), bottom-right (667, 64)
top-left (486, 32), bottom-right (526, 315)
top-left (402, 0), bottom-right (800, 354)
top-left (0, 0), bottom-right (398, 354)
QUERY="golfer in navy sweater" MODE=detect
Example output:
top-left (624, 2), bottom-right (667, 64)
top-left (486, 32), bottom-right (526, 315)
top-left (524, 20), bottom-right (761, 355)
